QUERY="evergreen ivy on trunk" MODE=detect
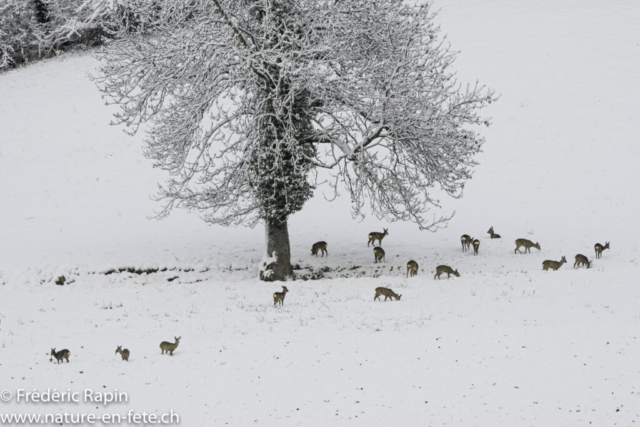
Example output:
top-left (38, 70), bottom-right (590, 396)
top-left (92, 0), bottom-right (496, 281)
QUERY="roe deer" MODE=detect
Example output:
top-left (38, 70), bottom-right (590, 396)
top-left (406, 260), bottom-right (419, 277)
top-left (594, 242), bottom-right (610, 259)
top-left (515, 238), bottom-right (541, 254)
top-left (574, 254), bottom-right (591, 269)
top-left (461, 234), bottom-right (472, 252)
top-left (115, 346), bottom-right (130, 361)
top-left (374, 287), bottom-right (402, 301)
top-left (368, 229), bottom-right (388, 247)
top-left (434, 265), bottom-right (460, 280)
top-left (50, 348), bottom-right (70, 364)
top-left (273, 286), bottom-right (289, 306)
top-left (311, 241), bottom-right (328, 257)
top-left (472, 239), bottom-right (480, 255)
top-left (542, 256), bottom-right (567, 271)
top-left (160, 337), bottom-right (181, 356)
top-left (487, 226), bottom-right (501, 239)
top-left (373, 246), bottom-right (386, 263)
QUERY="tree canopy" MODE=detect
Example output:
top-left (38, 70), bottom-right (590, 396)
top-left (93, 0), bottom-right (495, 233)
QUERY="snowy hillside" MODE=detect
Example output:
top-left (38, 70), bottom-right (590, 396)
top-left (1, 1), bottom-right (639, 426)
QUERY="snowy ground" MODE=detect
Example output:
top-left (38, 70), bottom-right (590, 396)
top-left (1, 1), bottom-right (639, 426)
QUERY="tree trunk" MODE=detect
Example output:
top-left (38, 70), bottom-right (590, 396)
top-left (260, 218), bottom-right (293, 281)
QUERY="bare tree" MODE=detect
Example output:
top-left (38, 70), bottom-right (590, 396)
top-left (92, 0), bottom-right (496, 281)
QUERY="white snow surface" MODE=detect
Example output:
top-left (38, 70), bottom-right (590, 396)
top-left (1, 1), bottom-right (639, 425)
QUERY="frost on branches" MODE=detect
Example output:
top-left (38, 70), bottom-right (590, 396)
top-left (93, 0), bottom-right (496, 281)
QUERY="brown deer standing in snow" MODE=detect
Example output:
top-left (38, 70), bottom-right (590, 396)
top-left (115, 346), bottom-right (130, 361)
top-left (574, 254), bottom-right (591, 269)
top-left (434, 265), bottom-right (460, 280)
top-left (373, 247), bottom-right (386, 263)
top-left (514, 238), bottom-right (540, 254)
top-left (542, 256), bottom-right (567, 271)
top-left (160, 337), bottom-right (181, 356)
top-left (311, 241), bottom-right (328, 257)
top-left (374, 287), bottom-right (402, 301)
top-left (594, 242), bottom-right (610, 259)
top-left (472, 239), bottom-right (480, 255)
top-left (273, 286), bottom-right (289, 306)
top-left (406, 260), bottom-right (418, 277)
top-left (368, 229), bottom-right (388, 247)
top-left (461, 234), bottom-right (473, 252)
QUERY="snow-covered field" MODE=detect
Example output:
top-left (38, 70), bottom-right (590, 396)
top-left (1, 1), bottom-right (639, 425)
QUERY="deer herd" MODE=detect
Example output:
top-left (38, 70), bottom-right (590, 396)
top-left (52, 228), bottom-right (611, 364)
top-left (291, 226), bottom-right (611, 304)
